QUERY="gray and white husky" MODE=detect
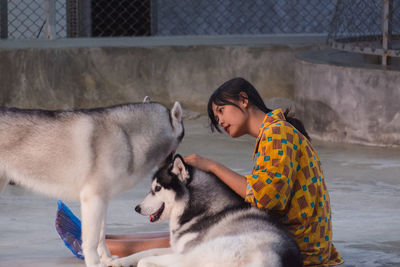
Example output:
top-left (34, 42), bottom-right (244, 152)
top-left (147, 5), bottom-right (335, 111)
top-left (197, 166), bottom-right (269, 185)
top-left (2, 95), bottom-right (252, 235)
top-left (112, 154), bottom-right (303, 267)
top-left (0, 97), bottom-right (184, 267)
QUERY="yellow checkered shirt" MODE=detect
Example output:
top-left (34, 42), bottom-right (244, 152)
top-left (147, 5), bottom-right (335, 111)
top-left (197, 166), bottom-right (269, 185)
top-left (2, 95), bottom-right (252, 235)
top-left (245, 109), bottom-right (343, 266)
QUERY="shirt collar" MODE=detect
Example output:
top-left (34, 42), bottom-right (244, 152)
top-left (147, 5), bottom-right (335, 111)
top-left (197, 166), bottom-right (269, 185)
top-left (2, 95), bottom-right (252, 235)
top-left (252, 108), bottom-right (286, 160)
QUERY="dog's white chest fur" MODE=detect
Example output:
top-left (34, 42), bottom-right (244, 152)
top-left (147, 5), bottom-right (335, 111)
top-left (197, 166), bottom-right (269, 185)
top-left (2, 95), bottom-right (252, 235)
top-left (173, 232), bottom-right (199, 253)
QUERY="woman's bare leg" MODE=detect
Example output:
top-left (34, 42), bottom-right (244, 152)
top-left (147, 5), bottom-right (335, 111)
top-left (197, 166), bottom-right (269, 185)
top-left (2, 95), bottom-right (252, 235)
top-left (106, 232), bottom-right (169, 240)
top-left (105, 232), bottom-right (170, 257)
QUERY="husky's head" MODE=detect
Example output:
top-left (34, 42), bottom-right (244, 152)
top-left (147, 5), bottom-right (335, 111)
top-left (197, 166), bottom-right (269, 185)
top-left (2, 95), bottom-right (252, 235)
top-left (140, 96), bottom-right (184, 170)
top-left (135, 154), bottom-right (191, 223)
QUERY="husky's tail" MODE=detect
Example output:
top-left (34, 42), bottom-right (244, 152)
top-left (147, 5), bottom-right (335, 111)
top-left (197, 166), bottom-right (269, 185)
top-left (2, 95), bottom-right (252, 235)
top-left (0, 176), bottom-right (9, 195)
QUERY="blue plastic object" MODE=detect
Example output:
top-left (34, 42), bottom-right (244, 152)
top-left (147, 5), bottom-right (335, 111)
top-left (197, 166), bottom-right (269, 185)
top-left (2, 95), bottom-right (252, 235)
top-left (55, 200), bottom-right (84, 260)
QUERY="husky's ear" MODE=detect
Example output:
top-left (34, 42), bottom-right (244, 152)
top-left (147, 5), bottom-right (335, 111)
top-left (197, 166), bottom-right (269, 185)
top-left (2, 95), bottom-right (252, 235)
top-left (143, 96), bottom-right (151, 103)
top-left (171, 102), bottom-right (183, 130)
top-left (171, 155), bottom-right (190, 184)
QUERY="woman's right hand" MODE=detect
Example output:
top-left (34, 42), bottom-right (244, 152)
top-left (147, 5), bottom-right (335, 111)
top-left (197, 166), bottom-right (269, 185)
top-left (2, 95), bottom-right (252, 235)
top-left (184, 154), bottom-right (247, 198)
top-left (183, 154), bottom-right (217, 173)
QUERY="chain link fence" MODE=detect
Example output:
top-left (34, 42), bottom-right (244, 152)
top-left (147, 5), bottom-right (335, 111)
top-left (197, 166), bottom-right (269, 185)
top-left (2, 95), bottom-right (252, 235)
top-left (155, 0), bottom-right (335, 35)
top-left (2, 1), bottom-right (399, 65)
top-left (1, 0), bottom-right (337, 39)
top-left (328, 0), bottom-right (400, 64)
top-left (0, 0), bottom-right (66, 39)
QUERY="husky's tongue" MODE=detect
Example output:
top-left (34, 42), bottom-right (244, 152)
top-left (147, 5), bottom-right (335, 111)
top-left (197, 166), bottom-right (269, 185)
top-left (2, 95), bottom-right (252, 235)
top-left (150, 203), bottom-right (165, 222)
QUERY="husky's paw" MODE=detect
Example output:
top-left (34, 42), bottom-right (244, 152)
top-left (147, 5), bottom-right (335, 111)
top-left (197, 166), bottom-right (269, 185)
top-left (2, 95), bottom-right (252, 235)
top-left (101, 255), bottom-right (119, 266)
top-left (84, 258), bottom-right (108, 267)
top-left (107, 258), bottom-right (136, 267)
top-left (88, 263), bottom-right (107, 267)
top-left (137, 260), bottom-right (157, 267)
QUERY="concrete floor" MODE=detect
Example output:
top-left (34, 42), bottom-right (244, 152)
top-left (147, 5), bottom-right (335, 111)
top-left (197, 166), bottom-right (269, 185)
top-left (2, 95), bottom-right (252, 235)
top-left (0, 116), bottom-right (400, 267)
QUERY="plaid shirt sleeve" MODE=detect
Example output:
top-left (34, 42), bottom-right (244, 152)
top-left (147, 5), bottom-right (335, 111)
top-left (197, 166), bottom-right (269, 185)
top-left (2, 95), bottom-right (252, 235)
top-left (245, 126), bottom-right (295, 211)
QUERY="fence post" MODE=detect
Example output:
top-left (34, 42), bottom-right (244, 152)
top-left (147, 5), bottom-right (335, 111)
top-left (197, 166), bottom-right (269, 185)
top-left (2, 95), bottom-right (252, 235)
top-left (45, 0), bottom-right (56, 39)
top-left (382, 0), bottom-right (393, 65)
top-left (67, 0), bottom-right (91, 37)
top-left (151, 0), bottom-right (158, 35)
top-left (0, 0), bottom-right (8, 39)
top-left (66, 0), bottom-right (77, 37)
top-left (79, 0), bottom-right (91, 37)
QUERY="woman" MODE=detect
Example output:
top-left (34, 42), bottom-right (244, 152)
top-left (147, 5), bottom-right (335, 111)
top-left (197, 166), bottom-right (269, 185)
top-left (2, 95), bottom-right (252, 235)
top-left (184, 77), bottom-right (343, 266)
top-left (57, 77), bottom-right (343, 266)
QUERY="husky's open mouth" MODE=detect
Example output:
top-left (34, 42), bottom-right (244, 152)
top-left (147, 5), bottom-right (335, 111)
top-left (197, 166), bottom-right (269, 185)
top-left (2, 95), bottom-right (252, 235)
top-left (150, 203), bottom-right (165, 222)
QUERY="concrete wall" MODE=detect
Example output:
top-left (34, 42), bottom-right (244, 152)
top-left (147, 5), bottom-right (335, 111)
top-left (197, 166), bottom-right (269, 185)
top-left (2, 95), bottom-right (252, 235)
top-left (1, 36), bottom-right (398, 147)
top-left (0, 36), bottom-right (320, 113)
top-left (295, 50), bottom-right (400, 147)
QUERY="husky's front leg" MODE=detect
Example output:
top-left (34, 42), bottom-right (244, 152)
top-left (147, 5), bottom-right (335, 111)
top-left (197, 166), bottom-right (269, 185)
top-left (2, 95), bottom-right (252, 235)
top-left (0, 176), bottom-right (9, 194)
top-left (97, 207), bottom-right (114, 265)
top-left (110, 248), bottom-right (173, 267)
top-left (80, 189), bottom-right (110, 267)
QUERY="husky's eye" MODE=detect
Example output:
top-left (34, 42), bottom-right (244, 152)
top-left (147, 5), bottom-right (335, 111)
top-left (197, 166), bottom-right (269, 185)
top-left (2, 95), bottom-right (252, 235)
top-left (155, 185), bottom-right (161, 192)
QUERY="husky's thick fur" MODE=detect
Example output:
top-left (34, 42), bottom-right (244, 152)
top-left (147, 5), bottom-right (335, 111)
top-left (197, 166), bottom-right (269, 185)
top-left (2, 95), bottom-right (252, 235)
top-left (112, 155), bottom-right (303, 267)
top-left (0, 97), bottom-right (184, 267)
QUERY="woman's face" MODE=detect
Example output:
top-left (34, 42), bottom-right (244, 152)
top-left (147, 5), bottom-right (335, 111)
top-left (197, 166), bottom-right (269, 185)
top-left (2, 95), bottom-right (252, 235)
top-left (212, 100), bottom-right (249, 138)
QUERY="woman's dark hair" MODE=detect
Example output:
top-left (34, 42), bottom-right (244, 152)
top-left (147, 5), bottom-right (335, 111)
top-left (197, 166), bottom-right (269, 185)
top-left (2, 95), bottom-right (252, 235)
top-left (207, 77), bottom-right (310, 141)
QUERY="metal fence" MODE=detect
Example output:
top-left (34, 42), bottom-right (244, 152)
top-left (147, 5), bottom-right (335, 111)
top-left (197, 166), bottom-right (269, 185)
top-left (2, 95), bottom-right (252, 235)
top-left (1, 0), bottom-right (66, 39)
top-left (328, 0), bottom-right (400, 65)
top-left (0, 0), bottom-right (337, 39)
top-left (2, 0), bottom-right (398, 65)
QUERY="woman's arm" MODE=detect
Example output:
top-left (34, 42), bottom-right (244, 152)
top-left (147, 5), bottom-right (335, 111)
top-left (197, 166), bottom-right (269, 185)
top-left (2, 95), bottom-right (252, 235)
top-left (184, 154), bottom-right (247, 198)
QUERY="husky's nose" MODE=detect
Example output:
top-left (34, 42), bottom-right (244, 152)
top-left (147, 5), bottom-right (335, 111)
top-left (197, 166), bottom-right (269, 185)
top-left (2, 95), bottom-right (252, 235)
top-left (135, 205), bottom-right (141, 213)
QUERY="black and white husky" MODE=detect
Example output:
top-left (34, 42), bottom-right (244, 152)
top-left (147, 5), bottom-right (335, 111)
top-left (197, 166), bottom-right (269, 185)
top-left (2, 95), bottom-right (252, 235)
top-left (0, 97), bottom-right (184, 267)
top-left (111, 155), bottom-right (303, 267)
